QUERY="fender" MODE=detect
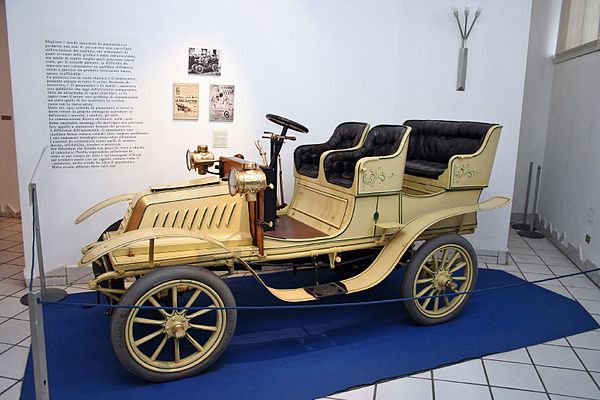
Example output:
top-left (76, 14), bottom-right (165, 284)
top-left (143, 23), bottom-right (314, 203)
top-left (75, 193), bottom-right (137, 224)
top-left (82, 196), bottom-right (510, 303)
top-left (79, 227), bottom-right (247, 266)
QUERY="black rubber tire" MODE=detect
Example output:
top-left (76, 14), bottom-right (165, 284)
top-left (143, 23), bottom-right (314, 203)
top-left (110, 266), bottom-right (237, 382)
top-left (401, 234), bottom-right (478, 325)
top-left (92, 220), bottom-right (125, 304)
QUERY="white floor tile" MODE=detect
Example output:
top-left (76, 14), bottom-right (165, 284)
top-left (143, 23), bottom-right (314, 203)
top-left (573, 348), bottom-right (600, 372)
top-left (542, 257), bottom-right (575, 268)
top-left (376, 377), bottom-right (433, 400)
top-left (560, 276), bottom-right (597, 289)
top-left (591, 371), bottom-right (600, 386)
top-left (484, 348), bottom-right (531, 363)
top-left (505, 270), bottom-right (526, 279)
top-left (0, 346), bottom-right (28, 379)
top-left (568, 287), bottom-right (600, 302)
top-left (0, 297), bottom-right (27, 318)
top-left (487, 262), bottom-right (520, 272)
top-left (568, 330), bottom-right (600, 350)
top-left (508, 247), bottom-right (538, 256)
top-left (491, 387), bottom-right (548, 400)
top-left (0, 377), bottom-right (18, 394)
top-left (524, 273), bottom-right (561, 286)
top-left (537, 366), bottom-right (600, 398)
top-left (579, 300), bottom-right (600, 315)
top-left (537, 284), bottom-right (573, 299)
top-left (332, 385), bottom-right (374, 400)
top-left (0, 319), bottom-right (30, 345)
top-left (483, 360), bottom-right (544, 391)
top-left (511, 254), bottom-right (544, 264)
top-left (433, 359), bottom-right (487, 385)
top-left (433, 380), bottom-right (491, 400)
top-left (517, 263), bottom-right (553, 274)
top-left (0, 381), bottom-right (21, 400)
top-left (527, 344), bottom-right (584, 370)
top-left (549, 266), bottom-right (578, 276)
top-left (544, 338), bottom-right (570, 347)
top-left (409, 371), bottom-right (431, 379)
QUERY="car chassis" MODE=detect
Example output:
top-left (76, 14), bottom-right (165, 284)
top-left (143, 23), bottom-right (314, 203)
top-left (75, 114), bottom-right (509, 381)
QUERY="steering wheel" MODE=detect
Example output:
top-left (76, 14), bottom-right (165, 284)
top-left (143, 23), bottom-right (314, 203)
top-left (266, 114), bottom-right (309, 134)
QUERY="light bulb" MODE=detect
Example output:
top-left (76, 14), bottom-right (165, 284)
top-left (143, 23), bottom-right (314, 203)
top-left (464, 5), bottom-right (471, 17)
top-left (452, 6), bottom-right (459, 17)
top-left (475, 5), bottom-right (483, 17)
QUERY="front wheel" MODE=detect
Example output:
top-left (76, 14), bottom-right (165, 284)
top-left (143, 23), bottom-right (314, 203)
top-left (401, 234), bottom-right (478, 325)
top-left (110, 266), bottom-right (237, 382)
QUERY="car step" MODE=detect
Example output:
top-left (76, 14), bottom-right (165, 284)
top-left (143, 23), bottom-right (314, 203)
top-left (304, 282), bottom-right (348, 298)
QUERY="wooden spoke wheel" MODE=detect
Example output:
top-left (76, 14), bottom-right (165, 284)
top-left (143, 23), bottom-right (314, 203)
top-left (401, 234), bottom-right (478, 325)
top-left (110, 266), bottom-right (237, 382)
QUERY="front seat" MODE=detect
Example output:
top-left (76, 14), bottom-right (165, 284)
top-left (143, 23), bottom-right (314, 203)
top-left (294, 122), bottom-right (369, 178)
top-left (324, 124), bottom-right (409, 188)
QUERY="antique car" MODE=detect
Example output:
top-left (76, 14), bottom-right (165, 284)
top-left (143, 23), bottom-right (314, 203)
top-left (188, 54), bottom-right (219, 74)
top-left (75, 114), bottom-right (509, 382)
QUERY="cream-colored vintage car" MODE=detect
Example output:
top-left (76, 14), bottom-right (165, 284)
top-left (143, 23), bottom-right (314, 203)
top-left (76, 114), bottom-right (509, 382)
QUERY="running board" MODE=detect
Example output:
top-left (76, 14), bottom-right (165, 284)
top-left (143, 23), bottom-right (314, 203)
top-left (304, 282), bottom-right (348, 298)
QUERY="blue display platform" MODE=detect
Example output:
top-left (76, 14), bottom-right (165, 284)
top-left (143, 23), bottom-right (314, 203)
top-left (21, 269), bottom-right (599, 400)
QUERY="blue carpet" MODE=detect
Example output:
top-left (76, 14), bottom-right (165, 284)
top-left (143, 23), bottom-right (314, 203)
top-left (21, 269), bottom-right (599, 400)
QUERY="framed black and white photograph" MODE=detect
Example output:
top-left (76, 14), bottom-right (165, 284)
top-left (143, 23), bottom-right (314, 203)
top-left (188, 47), bottom-right (221, 75)
top-left (209, 84), bottom-right (234, 122)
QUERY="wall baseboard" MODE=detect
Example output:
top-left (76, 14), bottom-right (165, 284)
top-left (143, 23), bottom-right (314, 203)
top-left (537, 215), bottom-right (600, 289)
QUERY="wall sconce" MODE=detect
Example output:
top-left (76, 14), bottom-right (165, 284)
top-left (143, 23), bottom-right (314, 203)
top-left (453, 5), bottom-right (483, 91)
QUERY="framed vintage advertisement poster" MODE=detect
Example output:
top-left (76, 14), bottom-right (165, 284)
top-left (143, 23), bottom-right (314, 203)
top-left (209, 84), bottom-right (234, 122)
top-left (173, 83), bottom-right (199, 120)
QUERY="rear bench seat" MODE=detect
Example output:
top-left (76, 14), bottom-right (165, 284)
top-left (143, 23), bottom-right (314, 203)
top-left (403, 120), bottom-right (496, 179)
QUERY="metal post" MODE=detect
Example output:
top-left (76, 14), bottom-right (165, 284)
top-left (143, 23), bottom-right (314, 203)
top-left (518, 165), bottom-right (545, 239)
top-left (20, 183), bottom-right (67, 305)
top-left (28, 291), bottom-right (50, 400)
top-left (456, 46), bottom-right (468, 91)
top-left (511, 161), bottom-right (534, 231)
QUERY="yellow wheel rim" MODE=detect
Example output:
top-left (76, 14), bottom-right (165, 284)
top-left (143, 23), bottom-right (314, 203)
top-left (411, 244), bottom-right (474, 319)
top-left (124, 279), bottom-right (227, 373)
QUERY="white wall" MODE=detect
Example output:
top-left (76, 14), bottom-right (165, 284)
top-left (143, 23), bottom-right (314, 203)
top-left (5, 0), bottom-right (532, 278)
top-left (538, 51), bottom-right (600, 265)
top-left (511, 0), bottom-right (561, 215)
top-left (0, 0), bottom-right (19, 215)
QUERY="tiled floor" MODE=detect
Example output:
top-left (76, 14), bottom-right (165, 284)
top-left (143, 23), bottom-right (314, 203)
top-left (0, 217), bottom-right (598, 400)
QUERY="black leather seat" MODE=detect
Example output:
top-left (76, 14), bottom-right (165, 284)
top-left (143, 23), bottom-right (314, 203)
top-left (324, 125), bottom-right (408, 188)
top-left (294, 122), bottom-right (368, 178)
top-left (403, 120), bottom-right (496, 179)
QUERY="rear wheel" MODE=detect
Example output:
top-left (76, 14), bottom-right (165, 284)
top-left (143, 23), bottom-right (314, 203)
top-left (110, 266), bottom-right (237, 382)
top-left (401, 234), bottom-right (478, 325)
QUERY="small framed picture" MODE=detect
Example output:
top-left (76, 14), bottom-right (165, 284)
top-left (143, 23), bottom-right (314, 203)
top-left (188, 47), bottom-right (221, 76)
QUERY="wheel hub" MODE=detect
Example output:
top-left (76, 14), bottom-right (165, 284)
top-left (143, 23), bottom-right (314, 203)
top-left (433, 270), bottom-right (452, 291)
top-left (165, 314), bottom-right (190, 338)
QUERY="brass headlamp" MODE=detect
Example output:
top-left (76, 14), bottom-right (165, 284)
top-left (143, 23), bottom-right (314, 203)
top-left (186, 145), bottom-right (215, 175)
top-left (228, 162), bottom-right (271, 202)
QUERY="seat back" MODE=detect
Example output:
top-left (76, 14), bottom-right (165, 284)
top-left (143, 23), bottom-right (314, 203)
top-left (294, 122), bottom-right (368, 178)
top-left (404, 120), bottom-right (495, 164)
top-left (324, 125), bottom-right (408, 188)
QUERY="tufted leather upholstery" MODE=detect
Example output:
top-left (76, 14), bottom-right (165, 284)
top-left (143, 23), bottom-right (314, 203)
top-left (403, 120), bottom-right (496, 179)
top-left (324, 125), bottom-right (408, 188)
top-left (294, 122), bottom-right (368, 178)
